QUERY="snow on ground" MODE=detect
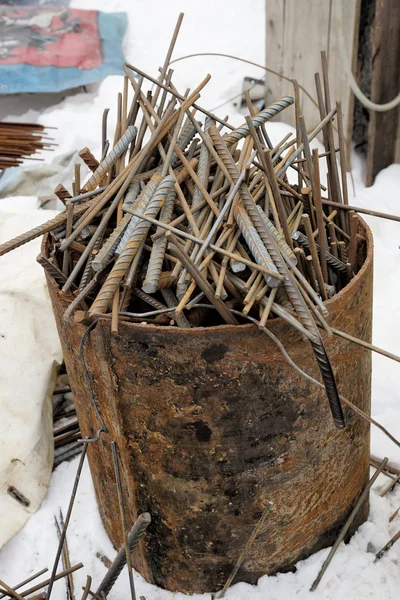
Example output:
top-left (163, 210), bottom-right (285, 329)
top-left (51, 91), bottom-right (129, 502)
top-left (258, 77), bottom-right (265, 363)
top-left (1, 0), bottom-right (400, 598)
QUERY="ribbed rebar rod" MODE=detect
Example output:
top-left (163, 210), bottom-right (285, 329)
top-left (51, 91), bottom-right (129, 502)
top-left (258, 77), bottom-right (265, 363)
top-left (79, 147), bottom-right (100, 172)
top-left (208, 131), bottom-right (344, 427)
top-left (91, 181), bottom-right (141, 272)
top-left (192, 116), bottom-right (212, 208)
top-left (234, 204), bottom-right (281, 288)
top-left (170, 115), bottom-right (197, 168)
top-left (115, 173), bottom-right (163, 256)
top-left (83, 126), bottom-right (137, 192)
top-left (257, 205), bottom-right (297, 264)
top-left (0, 200), bottom-right (91, 258)
top-left (142, 189), bottom-right (176, 293)
top-left (311, 457), bottom-right (388, 590)
top-left (161, 288), bottom-right (190, 328)
top-left (222, 96), bottom-right (294, 146)
top-left (293, 230), bottom-right (347, 272)
top-left (95, 513), bottom-right (151, 596)
top-left (89, 176), bottom-right (174, 315)
top-left (259, 224), bottom-right (345, 428)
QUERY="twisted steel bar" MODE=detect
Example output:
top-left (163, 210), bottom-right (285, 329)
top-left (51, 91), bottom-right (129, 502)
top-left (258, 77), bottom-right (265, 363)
top-left (78, 147), bottom-right (100, 172)
top-left (120, 207), bottom-right (284, 280)
top-left (222, 96), bottom-right (294, 146)
top-left (96, 513), bottom-right (151, 596)
top-left (257, 205), bottom-right (297, 264)
top-left (170, 115), bottom-right (197, 168)
top-left (0, 200), bottom-right (92, 258)
top-left (91, 181), bottom-right (141, 272)
top-left (293, 230), bottom-right (347, 273)
top-left (83, 126), bottom-right (137, 192)
top-left (89, 176), bottom-right (174, 315)
top-left (142, 188), bottom-right (176, 293)
top-left (208, 131), bottom-right (344, 427)
top-left (115, 173), bottom-right (163, 256)
top-left (234, 204), bottom-right (281, 288)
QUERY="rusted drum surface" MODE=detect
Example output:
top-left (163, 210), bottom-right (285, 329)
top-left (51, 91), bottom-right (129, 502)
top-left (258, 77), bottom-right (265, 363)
top-left (44, 217), bottom-right (373, 594)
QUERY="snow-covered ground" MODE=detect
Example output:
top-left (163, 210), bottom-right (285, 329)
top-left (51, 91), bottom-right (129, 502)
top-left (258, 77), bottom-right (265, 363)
top-left (1, 0), bottom-right (400, 598)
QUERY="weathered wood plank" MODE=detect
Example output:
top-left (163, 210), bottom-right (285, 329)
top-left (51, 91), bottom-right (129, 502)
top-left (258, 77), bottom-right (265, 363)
top-left (265, 0), bottom-right (361, 144)
top-left (366, 0), bottom-right (400, 186)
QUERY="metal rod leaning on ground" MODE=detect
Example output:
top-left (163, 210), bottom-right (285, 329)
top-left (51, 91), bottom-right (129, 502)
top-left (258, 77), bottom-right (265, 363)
top-left (371, 457), bottom-right (400, 477)
top-left (54, 510), bottom-right (74, 600)
top-left (217, 503), bottom-right (273, 598)
top-left (81, 576), bottom-right (92, 600)
top-left (310, 457), bottom-right (388, 591)
top-left (380, 472), bottom-right (400, 497)
top-left (0, 566), bottom-right (84, 599)
top-left (95, 512), bottom-right (151, 596)
top-left (0, 582), bottom-right (24, 600)
top-left (46, 443), bottom-right (89, 600)
top-left (374, 531), bottom-right (400, 561)
top-left (110, 442), bottom-right (137, 600)
top-left (0, 569), bottom-right (48, 600)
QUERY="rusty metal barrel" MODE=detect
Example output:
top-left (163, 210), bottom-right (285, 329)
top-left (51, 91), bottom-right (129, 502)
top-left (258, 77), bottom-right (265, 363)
top-left (44, 217), bottom-right (373, 595)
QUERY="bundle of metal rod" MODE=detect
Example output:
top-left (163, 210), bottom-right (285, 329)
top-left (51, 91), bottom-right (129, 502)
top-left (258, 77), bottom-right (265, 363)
top-left (0, 55), bottom-right (366, 429)
top-left (0, 121), bottom-right (56, 170)
top-left (52, 370), bottom-right (82, 468)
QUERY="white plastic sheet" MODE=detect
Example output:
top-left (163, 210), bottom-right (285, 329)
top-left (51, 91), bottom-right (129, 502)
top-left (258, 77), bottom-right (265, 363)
top-left (0, 206), bottom-right (63, 548)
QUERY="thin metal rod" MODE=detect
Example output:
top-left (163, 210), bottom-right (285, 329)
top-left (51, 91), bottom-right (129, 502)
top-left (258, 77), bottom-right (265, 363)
top-left (310, 457), bottom-right (388, 591)
top-left (374, 531), bottom-right (400, 562)
top-left (121, 207), bottom-right (284, 281)
top-left (217, 504), bottom-right (272, 598)
top-left (46, 444), bottom-right (88, 600)
top-left (0, 565), bottom-right (84, 599)
top-left (125, 62), bottom-right (231, 130)
top-left (331, 328), bottom-right (400, 364)
top-left (111, 442), bottom-right (136, 600)
top-left (0, 569), bottom-right (48, 600)
top-left (321, 199), bottom-right (400, 224)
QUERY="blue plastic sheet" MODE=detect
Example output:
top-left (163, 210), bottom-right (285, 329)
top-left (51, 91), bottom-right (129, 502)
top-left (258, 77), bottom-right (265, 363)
top-left (0, 6), bottom-right (127, 94)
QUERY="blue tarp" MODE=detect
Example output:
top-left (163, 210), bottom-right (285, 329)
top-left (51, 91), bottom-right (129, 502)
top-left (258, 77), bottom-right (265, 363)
top-left (0, 6), bottom-right (127, 94)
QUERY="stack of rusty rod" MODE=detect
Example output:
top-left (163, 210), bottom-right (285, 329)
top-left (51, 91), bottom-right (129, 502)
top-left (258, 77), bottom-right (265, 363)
top-left (0, 121), bottom-right (56, 170)
top-left (0, 53), bottom-right (369, 431)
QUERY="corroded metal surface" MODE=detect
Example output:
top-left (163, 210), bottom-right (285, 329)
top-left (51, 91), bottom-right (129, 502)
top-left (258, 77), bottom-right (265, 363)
top-left (44, 218), bottom-right (373, 595)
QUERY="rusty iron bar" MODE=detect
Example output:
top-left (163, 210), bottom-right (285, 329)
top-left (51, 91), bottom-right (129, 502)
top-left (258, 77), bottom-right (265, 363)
top-left (83, 126), bottom-right (137, 192)
top-left (222, 96), bottom-right (294, 147)
top-left (46, 444), bottom-right (88, 600)
top-left (95, 512), bottom-right (151, 596)
top-left (0, 569), bottom-right (48, 600)
top-left (374, 531), bottom-right (400, 562)
top-left (310, 457), bottom-right (388, 591)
